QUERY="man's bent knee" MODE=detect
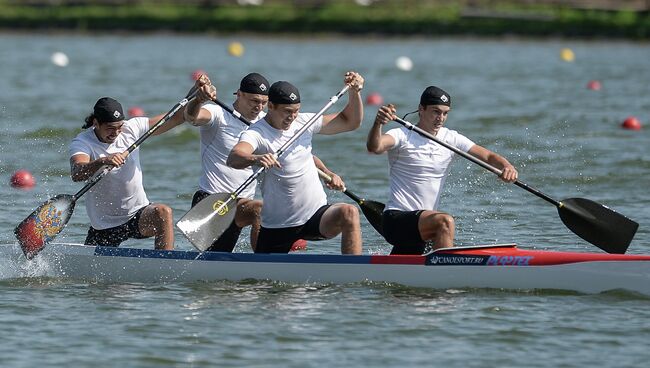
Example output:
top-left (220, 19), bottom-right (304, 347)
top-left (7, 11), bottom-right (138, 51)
top-left (435, 213), bottom-right (454, 232)
top-left (339, 204), bottom-right (360, 225)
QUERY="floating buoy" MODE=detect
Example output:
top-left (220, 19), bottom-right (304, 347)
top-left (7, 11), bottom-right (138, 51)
top-left (366, 92), bottom-right (384, 106)
top-left (127, 106), bottom-right (145, 118)
top-left (290, 239), bottom-right (307, 252)
top-left (228, 42), bottom-right (244, 57)
top-left (621, 116), bottom-right (642, 131)
top-left (395, 56), bottom-right (413, 71)
top-left (587, 80), bottom-right (602, 91)
top-left (560, 48), bottom-right (575, 62)
top-left (51, 52), bottom-right (69, 67)
top-left (10, 169), bottom-right (36, 189)
top-left (191, 69), bottom-right (206, 81)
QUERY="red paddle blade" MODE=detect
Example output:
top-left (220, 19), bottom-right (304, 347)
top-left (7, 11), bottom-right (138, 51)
top-left (290, 239), bottom-right (308, 252)
top-left (14, 194), bottom-right (75, 259)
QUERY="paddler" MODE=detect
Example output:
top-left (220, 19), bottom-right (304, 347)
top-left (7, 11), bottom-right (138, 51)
top-left (70, 97), bottom-right (187, 250)
top-left (227, 72), bottom-right (365, 254)
top-left (366, 86), bottom-right (519, 255)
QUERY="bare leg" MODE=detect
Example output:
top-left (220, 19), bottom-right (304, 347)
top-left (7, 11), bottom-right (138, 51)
top-left (234, 198), bottom-right (262, 251)
top-left (138, 203), bottom-right (174, 250)
top-left (319, 203), bottom-right (362, 255)
top-left (418, 210), bottom-right (455, 250)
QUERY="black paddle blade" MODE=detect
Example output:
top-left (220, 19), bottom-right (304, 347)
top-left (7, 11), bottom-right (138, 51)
top-left (14, 194), bottom-right (76, 259)
top-left (176, 192), bottom-right (237, 252)
top-left (359, 199), bottom-right (385, 236)
top-left (558, 197), bottom-right (639, 254)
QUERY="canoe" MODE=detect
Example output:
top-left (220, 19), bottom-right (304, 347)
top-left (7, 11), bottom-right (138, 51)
top-left (3, 242), bottom-right (650, 295)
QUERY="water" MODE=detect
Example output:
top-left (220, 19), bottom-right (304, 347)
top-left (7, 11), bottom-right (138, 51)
top-left (1, 33), bottom-right (650, 367)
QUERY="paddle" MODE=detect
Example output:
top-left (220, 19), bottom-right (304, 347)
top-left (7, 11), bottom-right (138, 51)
top-left (316, 169), bottom-right (385, 236)
top-left (393, 117), bottom-right (639, 254)
top-left (14, 87), bottom-right (199, 259)
top-left (177, 85), bottom-right (351, 251)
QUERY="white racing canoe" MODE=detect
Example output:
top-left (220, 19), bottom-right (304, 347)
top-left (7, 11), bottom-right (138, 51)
top-left (4, 242), bottom-right (650, 295)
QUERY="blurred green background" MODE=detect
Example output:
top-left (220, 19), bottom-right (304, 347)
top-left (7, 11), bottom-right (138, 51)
top-left (1, 0), bottom-right (649, 38)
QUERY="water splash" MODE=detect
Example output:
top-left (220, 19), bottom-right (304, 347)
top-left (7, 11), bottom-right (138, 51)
top-left (0, 243), bottom-right (56, 280)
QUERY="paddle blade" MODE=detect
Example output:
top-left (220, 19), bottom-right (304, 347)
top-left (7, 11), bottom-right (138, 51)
top-left (176, 192), bottom-right (237, 252)
top-left (14, 194), bottom-right (75, 259)
top-left (359, 199), bottom-right (385, 236)
top-left (558, 198), bottom-right (638, 254)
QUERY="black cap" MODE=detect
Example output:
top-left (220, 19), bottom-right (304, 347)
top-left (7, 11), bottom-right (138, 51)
top-left (238, 72), bottom-right (270, 95)
top-left (420, 86), bottom-right (451, 107)
top-left (93, 97), bottom-right (124, 123)
top-left (269, 81), bottom-right (300, 104)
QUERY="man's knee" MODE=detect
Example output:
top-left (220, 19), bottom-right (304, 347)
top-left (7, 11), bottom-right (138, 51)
top-left (339, 204), bottom-right (360, 225)
top-left (236, 199), bottom-right (262, 225)
top-left (146, 204), bottom-right (173, 226)
top-left (434, 213), bottom-right (454, 232)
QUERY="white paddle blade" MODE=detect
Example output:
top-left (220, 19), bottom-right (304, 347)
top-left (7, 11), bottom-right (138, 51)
top-left (176, 192), bottom-right (237, 252)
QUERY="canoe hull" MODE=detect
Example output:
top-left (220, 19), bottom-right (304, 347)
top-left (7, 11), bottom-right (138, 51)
top-left (9, 243), bottom-right (650, 295)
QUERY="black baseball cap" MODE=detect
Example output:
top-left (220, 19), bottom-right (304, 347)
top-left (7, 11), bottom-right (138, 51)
top-left (420, 86), bottom-right (451, 107)
top-left (93, 97), bottom-right (124, 123)
top-left (237, 72), bottom-right (270, 95)
top-left (269, 81), bottom-right (300, 104)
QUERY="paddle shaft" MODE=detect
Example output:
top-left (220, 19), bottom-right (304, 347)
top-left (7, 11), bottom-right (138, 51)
top-left (393, 117), bottom-right (561, 208)
top-left (316, 169), bottom-right (365, 204)
top-left (213, 85), bottom-right (351, 214)
top-left (73, 87), bottom-right (199, 200)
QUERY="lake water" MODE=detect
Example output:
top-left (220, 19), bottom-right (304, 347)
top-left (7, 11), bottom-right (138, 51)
top-left (1, 33), bottom-right (649, 367)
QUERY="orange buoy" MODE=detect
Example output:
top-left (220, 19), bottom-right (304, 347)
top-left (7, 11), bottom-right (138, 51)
top-left (366, 92), bottom-right (384, 106)
top-left (127, 106), bottom-right (145, 118)
top-left (587, 80), bottom-right (602, 91)
top-left (290, 239), bottom-right (307, 252)
top-left (191, 69), bottom-right (206, 81)
top-left (621, 116), bottom-right (642, 131)
top-left (10, 169), bottom-right (36, 189)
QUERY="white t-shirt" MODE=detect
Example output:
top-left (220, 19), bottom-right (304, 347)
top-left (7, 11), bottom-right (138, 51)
top-left (69, 117), bottom-right (150, 230)
top-left (239, 113), bottom-right (326, 228)
top-left (198, 103), bottom-right (265, 199)
top-left (385, 126), bottom-right (475, 212)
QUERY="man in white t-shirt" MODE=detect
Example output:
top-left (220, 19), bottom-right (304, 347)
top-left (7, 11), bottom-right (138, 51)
top-left (227, 72), bottom-right (365, 254)
top-left (183, 72), bottom-right (270, 252)
top-left (367, 86), bottom-right (519, 255)
top-left (69, 97), bottom-right (185, 250)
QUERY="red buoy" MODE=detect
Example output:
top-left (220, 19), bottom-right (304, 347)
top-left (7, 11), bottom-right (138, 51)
top-left (10, 169), bottom-right (36, 189)
top-left (587, 80), bottom-right (602, 91)
top-left (127, 106), bottom-right (145, 118)
top-left (191, 69), bottom-right (206, 81)
top-left (366, 92), bottom-right (384, 106)
top-left (621, 116), bottom-right (642, 131)
top-left (290, 239), bottom-right (307, 252)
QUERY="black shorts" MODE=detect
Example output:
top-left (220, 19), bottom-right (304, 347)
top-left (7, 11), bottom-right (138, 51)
top-left (84, 206), bottom-right (148, 247)
top-left (382, 210), bottom-right (427, 255)
top-left (256, 205), bottom-right (331, 253)
top-left (192, 190), bottom-right (243, 253)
